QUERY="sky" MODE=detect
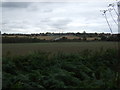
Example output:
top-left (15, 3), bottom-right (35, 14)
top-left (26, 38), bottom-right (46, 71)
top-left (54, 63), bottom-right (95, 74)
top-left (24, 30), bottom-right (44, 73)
top-left (0, 0), bottom-right (119, 34)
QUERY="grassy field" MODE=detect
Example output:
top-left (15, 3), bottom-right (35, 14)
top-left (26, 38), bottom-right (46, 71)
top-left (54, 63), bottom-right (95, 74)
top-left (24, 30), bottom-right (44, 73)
top-left (3, 47), bottom-right (120, 88)
top-left (2, 41), bottom-right (120, 88)
top-left (2, 41), bottom-right (119, 57)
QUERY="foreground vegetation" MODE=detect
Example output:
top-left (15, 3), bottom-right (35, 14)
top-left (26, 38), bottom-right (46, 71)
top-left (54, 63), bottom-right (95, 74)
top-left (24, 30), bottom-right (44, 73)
top-left (3, 48), bottom-right (120, 88)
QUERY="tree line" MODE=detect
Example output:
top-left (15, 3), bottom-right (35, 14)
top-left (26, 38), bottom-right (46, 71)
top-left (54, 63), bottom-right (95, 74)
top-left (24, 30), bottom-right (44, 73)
top-left (2, 35), bottom-right (120, 43)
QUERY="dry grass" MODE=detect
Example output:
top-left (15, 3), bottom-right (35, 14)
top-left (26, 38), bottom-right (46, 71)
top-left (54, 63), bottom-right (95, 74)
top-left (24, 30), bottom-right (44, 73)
top-left (35, 36), bottom-right (57, 40)
top-left (3, 35), bottom-right (101, 40)
top-left (62, 35), bottom-right (80, 39)
top-left (2, 41), bottom-right (119, 57)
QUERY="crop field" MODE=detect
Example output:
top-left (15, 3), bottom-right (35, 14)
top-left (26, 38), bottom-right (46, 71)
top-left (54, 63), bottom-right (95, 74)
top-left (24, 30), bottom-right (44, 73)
top-left (2, 41), bottom-right (119, 57)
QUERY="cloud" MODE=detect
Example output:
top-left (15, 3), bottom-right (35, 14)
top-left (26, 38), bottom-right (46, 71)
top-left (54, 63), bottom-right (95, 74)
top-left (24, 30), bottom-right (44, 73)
top-left (1, 2), bottom-right (31, 8)
top-left (27, 2), bottom-right (54, 12)
top-left (49, 19), bottom-right (72, 29)
top-left (1, 1), bottom-right (118, 34)
top-left (1, 0), bottom-right (112, 2)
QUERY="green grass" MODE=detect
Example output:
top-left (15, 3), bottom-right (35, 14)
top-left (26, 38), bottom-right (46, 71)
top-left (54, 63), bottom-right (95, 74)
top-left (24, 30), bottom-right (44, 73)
top-left (2, 41), bottom-right (119, 57)
top-left (2, 41), bottom-right (120, 88)
top-left (2, 48), bottom-right (120, 88)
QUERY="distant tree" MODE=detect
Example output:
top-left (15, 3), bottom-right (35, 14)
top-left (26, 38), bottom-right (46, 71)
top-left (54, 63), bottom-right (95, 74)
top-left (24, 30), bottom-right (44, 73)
top-left (78, 37), bottom-right (82, 40)
top-left (76, 32), bottom-right (81, 36)
top-left (83, 31), bottom-right (86, 34)
top-left (3, 33), bottom-right (7, 35)
top-left (95, 32), bottom-right (98, 36)
top-left (61, 37), bottom-right (67, 40)
top-left (83, 37), bottom-right (87, 41)
top-left (83, 31), bottom-right (87, 41)
top-left (101, 36), bottom-right (107, 41)
top-left (46, 32), bottom-right (51, 35)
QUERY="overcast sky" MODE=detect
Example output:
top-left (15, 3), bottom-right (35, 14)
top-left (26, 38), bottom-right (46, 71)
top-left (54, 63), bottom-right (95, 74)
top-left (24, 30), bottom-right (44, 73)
top-left (0, 0), bottom-right (118, 34)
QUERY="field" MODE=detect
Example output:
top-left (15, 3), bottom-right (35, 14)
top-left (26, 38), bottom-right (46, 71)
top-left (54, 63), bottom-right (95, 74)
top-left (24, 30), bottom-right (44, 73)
top-left (2, 41), bottom-right (120, 88)
top-left (2, 41), bottom-right (119, 57)
top-left (2, 35), bottom-right (88, 40)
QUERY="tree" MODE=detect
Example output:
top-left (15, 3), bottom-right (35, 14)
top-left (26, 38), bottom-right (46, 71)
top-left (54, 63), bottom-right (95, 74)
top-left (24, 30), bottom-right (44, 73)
top-left (83, 31), bottom-right (87, 41)
top-left (83, 31), bottom-right (86, 34)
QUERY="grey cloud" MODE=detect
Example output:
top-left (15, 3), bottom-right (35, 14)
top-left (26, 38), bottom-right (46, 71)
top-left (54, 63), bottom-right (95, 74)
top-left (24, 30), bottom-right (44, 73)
top-left (1, 1), bottom-right (117, 34)
top-left (49, 19), bottom-right (72, 29)
top-left (27, 3), bottom-right (53, 13)
top-left (43, 9), bottom-right (53, 12)
top-left (34, 18), bottom-right (72, 31)
top-left (40, 18), bottom-right (51, 22)
top-left (1, 2), bottom-right (31, 8)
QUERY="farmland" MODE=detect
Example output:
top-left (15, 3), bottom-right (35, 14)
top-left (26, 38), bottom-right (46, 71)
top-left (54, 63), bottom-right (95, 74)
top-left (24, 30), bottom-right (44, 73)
top-left (2, 44), bottom-right (120, 88)
top-left (2, 37), bottom-right (120, 88)
top-left (2, 41), bottom-right (119, 57)
top-left (2, 33), bottom-right (120, 43)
